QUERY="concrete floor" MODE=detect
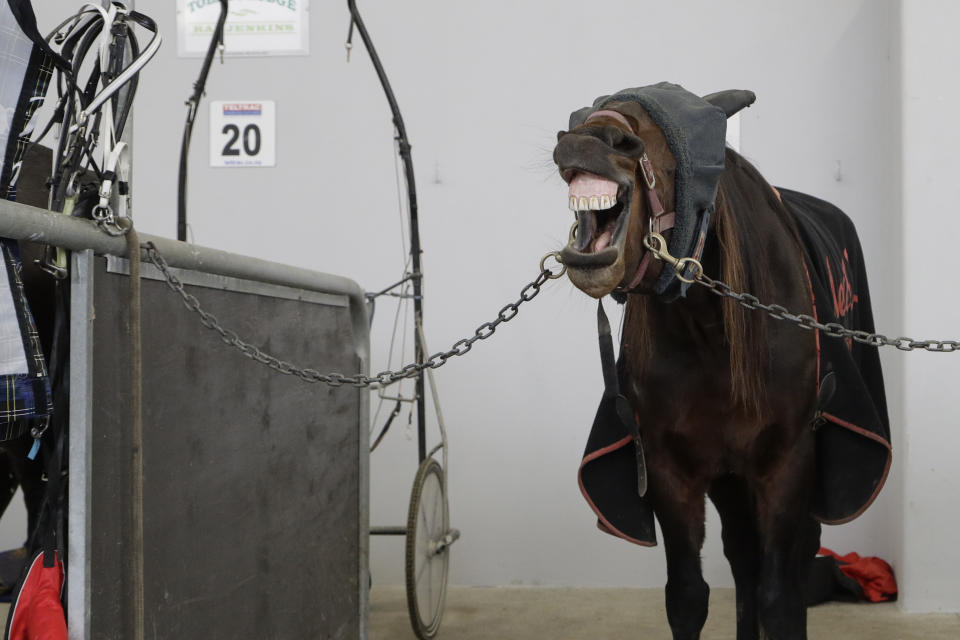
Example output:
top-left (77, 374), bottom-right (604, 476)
top-left (2, 588), bottom-right (956, 638)
top-left (371, 586), bottom-right (960, 639)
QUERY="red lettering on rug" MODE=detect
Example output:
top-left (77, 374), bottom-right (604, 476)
top-left (826, 249), bottom-right (859, 319)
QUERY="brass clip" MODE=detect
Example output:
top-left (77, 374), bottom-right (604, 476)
top-left (643, 233), bottom-right (703, 284)
top-left (540, 251), bottom-right (566, 280)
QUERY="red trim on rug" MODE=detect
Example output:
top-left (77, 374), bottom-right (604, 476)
top-left (578, 435), bottom-right (657, 547)
top-left (821, 413), bottom-right (892, 451)
top-left (581, 434), bottom-right (633, 465)
top-left (814, 412), bottom-right (893, 525)
top-left (799, 258), bottom-right (821, 393)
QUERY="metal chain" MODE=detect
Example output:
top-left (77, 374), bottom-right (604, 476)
top-left (643, 232), bottom-right (960, 353)
top-left (142, 243), bottom-right (567, 387)
top-left (693, 273), bottom-right (959, 352)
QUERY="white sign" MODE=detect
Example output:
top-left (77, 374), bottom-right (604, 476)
top-left (209, 101), bottom-right (276, 168)
top-left (177, 0), bottom-right (309, 57)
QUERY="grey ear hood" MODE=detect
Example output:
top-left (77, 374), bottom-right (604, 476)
top-left (569, 82), bottom-right (731, 300)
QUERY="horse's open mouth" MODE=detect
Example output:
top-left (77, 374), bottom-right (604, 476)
top-left (560, 171), bottom-right (630, 268)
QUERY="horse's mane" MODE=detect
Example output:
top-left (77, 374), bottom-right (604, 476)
top-left (625, 148), bottom-right (801, 417)
top-left (715, 149), bottom-right (802, 415)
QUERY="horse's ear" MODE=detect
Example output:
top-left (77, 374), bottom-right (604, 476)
top-left (702, 90), bottom-right (756, 119)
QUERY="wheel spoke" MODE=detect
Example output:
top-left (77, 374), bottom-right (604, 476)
top-left (428, 565), bottom-right (434, 619)
top-left (430, 485), bottom-right (442, 535)
top-left (417, 556), bottom-right (429, 584)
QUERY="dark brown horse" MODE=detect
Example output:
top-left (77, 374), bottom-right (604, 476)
top-left (554, 89), bottom-right (829, 640)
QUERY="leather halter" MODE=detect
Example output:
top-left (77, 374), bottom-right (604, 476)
top-left (617, 153), bottom-right (676, 293)
top-left (583, 111), bottom-right (678, 294)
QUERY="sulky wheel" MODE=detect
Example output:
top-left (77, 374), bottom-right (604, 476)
top-left (405, 457), bottom-right (458, 639)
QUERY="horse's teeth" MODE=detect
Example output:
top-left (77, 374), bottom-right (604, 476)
top-left (568, 194), bottom-right (616, 211)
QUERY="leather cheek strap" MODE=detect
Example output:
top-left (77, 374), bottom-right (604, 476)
top-left (618, 156), bottom-right (677, 293)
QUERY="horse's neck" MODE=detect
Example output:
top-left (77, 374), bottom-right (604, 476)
top-left (620, 191), bottom-right (807, 377)
top-left (628, 283), bottom-right (726, 355)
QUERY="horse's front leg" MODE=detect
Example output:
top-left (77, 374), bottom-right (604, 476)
top-left (754, 435), bottom-right (820, 640)
top-left (709, 474), bottom-right (761, 640)
top-left (650, 465), bottom-right (710, 640)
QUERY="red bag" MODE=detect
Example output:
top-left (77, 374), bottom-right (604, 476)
top-left (5, 551), bottom-right (67, 640)
top-left (819, 547), bottom-right (898, 602)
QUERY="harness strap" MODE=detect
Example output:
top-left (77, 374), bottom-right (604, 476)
top-left (617, 153), bottom-right (677, 293)
top-left (586, 114), bottom-right (709, 298)
top-left (597, 300), bottom-right (647, 497)
top-left (618, 149), bottom-right (715, 296)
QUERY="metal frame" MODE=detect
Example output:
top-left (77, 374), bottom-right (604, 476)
top-left (67, 249), bottom-right (94, 640)
top-left (0, 199), bottom-right (371, 639)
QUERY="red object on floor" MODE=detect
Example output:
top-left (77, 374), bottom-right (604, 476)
top-left (6, 551), bottom-right (67, 640)
top-left (819, 546), bottom-right (898, 602)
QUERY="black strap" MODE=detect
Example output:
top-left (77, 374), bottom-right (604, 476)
top-left (369, 398), bottom-right (402, 452)
top-left (179, 0), bottom-right (228, 241)
top-left (597, 300), bottom-right (648, 496)
top-left (38, 278), bottom-right (69, 568)
top-left (6, 0), bottom-right (71, 73)
top-left (675, 207), bottom-right (713, 298)
top-left (597, 299), bottom-right (619, 396)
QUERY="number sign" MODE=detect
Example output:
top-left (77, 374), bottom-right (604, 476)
top-left (209, 101), bottom-right (276, 167)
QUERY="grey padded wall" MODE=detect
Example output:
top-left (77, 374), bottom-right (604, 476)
top-left (72, 253), bottom-right (367, 639)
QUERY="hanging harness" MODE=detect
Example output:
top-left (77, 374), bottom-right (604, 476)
top-left (1, 3), bottom-right (160, 638)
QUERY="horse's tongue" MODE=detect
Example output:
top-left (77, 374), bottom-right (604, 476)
top-left (592, 230), bottom-right (613, 252)
top-left (568, 172), bottom-right (618, 208)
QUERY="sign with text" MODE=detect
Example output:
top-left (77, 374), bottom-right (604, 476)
top-left (177, 0), bottom-right (309, 57)
top-left (209, 101), bottom-right (276, 168)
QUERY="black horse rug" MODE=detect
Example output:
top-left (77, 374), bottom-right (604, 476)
top-left (577, 93), bottom-right (890, 545)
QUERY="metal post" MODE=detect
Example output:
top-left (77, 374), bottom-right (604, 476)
top-left (178, 0), bottom-right (228, 242)
top-left (346, 0), bottom-right (427, 462)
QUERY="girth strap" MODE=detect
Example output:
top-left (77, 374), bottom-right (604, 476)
top-left (597, 300), bottom-right (647, 497)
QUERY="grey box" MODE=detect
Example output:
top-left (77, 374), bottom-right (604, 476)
top-left (68, 251), bottom-right (369, 639)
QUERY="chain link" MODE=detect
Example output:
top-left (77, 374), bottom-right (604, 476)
top-left (641, 232), bottom-right (958, 352)
top-left (143, 243), bottom-right (565, 388)
top-left (692, 270), bottom-right (958, 353)
top-left (144, 227), bottom-right (957, 396)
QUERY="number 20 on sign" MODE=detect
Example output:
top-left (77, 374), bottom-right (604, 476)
top-left (209, 100), bottom-right (276, 167)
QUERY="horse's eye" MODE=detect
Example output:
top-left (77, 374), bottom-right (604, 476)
top-left (604, 127), bottom-right (625, 147)
top-left (613, 132), bottom-right (645, 158)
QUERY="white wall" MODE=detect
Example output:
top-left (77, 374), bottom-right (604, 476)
top-left (12, 0), bottom-right (956, 609)
top-left (898, 0), bottom-right (960, 613)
